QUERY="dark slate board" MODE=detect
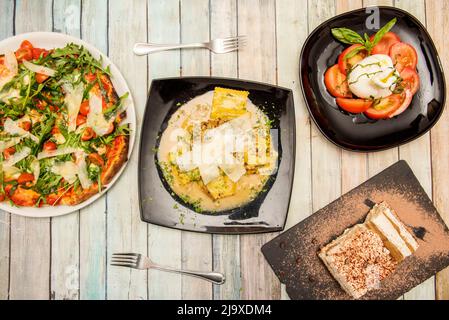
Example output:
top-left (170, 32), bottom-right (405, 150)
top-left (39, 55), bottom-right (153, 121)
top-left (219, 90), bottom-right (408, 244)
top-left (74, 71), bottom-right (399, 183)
top-left (261, 160), bottom-right (449, 300)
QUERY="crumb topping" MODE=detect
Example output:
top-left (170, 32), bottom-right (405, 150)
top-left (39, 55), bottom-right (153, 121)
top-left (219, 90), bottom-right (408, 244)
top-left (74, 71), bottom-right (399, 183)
top-left (328, 227), bottom-right (398, 294)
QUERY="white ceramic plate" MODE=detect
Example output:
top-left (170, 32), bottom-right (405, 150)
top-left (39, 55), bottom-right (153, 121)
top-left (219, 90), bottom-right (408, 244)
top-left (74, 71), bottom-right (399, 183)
top-left (0, 32), bottom-right (136, 218)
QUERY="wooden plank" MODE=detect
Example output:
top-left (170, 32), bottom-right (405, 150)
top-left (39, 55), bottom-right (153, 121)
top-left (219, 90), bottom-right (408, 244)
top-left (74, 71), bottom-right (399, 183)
top-left (107, 0), bottom-right (148, 300)
top-left (275, 0), bottom-right (311, 300)
top-left (179, 0), bottom-right (213, 300)
top-left (0, 0), bottom-right (14, 301)
top-left (8, 0), bottom-right (52, 300)
top-left (394, 0), bottom-right (435, 300)
top-left (209, 0), bottom-right (241, 300)
top-left (146, 0), bottom-right (182, 300)
top-left (335, 1), bottom-right (367, 195)
top-left (79, 0), bottom-right (108, 300)
top-left (426, 0), bottom-right (449, 301)
top-left (238, 0), bottom-right (280, 300)
top-left (308, 0), bottom-right (341, 211)
top-left (50, 0), bottom-right (81, 300)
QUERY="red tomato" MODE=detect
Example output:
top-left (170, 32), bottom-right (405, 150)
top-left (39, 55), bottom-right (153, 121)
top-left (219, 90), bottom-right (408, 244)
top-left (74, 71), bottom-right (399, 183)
top-left (338, 44), bottom-right (367, 75)
top-left (51, 126), bottom-right (60, 134)
top-left (20, 40), bottom-right (34, 50)
top-left (400, 67), bottom-right (420, 95)
top-left (364, 94), bottom-right (404, 119)
top-left (79, 101), bottom-right (90, 116)
top-left (15, 48), bottom-right (33, 62)
top-left (324, 64), bottom-right (352, 98)
top-left (76, 114), bottom-right (87, 126)
top-left (32, 47), bottom-right (49, 60)
top-left (18, 173), bottom-right (35, 185)
top-left (88, 153), bottom-right (105, 167)
top-left (81, 127), bottom-right (96, 141)
top-left (336, 98), bottom-right (372, 113)
top-left (0, 56), bottom-right (4, 65)
top-left (0, 193), bottom-right (5, 201)
top-left (46, 194), bottom-right (60, 206)
top-left (370, 32), bottom-right (401, 55)
top-left (43, 141), bottom-right (57, 151)
top-left (389, 42), bottom-right (418, 72)
top-left (85, 72), bottom-right (96, 82)
top-left (36, 73), bottom-right (49, 83)
top-left (18, 121), bottom-right (32, 132)
top-left (389, 90), bottom-right (413, 118)
top-left (4, 184), bottom-right (14, 196)
top-left (3, 146), bottom-right (15, 159)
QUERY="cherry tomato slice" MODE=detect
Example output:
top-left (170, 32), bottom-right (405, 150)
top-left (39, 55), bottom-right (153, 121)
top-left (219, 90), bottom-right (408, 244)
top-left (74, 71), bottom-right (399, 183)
top-left (3, 146), bottom-right (16, 159)
top-left (389, 90), bottom-right (413, 118)
top-left (20, 40), bottom-right (34, 50)
top-left (370, 32), bottom-right (401, 55)
top-left (81, 127), bottom-right (96, 141)
top-left (400, 67), bottom-right (420, 95)
top-left (18, 121), bottom-right (32, 132)
top-left (338, 44), bottom-right (367, 75)
top-left (36, 73), bottom-right (49, 83)
top-left (389, 42), bottom-right (418, 72)
top-left (32, 48), bottom-right (49, 60)
top-left (336, 98), bottom-right (372, 113)
top-left (76, 114), bottom-right (87, 127)
top-left (18, 173), bottom-right (35, 185)
top-left (364, 94), bottom-right (403, 119)
top-left (324, 64), bottom-right (352, 98)
top-left (15, 48), bottom-right (33, 62)
top-left (43, 141), bottom-right (57, 151)
top-left (79, 101), bottom-right (90, 116)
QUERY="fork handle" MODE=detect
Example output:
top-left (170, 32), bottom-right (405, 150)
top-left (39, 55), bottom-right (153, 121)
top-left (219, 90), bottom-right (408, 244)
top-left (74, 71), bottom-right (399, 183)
top-left (133, 42), bottom-right (205, 55)
top-left (151, 265), bottom-right (225, 285)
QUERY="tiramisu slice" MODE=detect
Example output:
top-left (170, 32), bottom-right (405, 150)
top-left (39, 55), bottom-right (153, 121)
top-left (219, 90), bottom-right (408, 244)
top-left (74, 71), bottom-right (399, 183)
top-left (319, 201), bottom-right (419, 299)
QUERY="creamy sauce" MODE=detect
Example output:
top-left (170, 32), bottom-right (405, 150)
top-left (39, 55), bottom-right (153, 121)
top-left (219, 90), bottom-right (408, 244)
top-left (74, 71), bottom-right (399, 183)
top-left (157, 91), bottom-right (276, 212)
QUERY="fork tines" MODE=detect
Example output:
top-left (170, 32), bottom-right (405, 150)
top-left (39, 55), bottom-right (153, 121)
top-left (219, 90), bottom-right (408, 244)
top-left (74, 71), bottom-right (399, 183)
top-left (111, 253), bottom-right (140, 268)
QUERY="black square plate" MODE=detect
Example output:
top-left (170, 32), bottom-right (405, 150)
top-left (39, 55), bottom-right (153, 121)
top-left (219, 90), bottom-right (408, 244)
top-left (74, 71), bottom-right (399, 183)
top-left (300, 6), bottom-right (446, 151)
top-left (138, 77), bottom-right (295, 234)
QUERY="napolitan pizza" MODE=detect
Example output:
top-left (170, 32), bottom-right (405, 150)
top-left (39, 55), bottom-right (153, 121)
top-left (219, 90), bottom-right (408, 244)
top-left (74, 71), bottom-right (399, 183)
top-left (325, 18), bottom-right (420, 119)
top-left (0, 40), bottom-right (130, 207)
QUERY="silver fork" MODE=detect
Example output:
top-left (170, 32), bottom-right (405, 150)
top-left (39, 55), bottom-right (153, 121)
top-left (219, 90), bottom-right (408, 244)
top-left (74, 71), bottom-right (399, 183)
top-left (111, 253), bottom-right (225, 285)
top-left (133, 36), bottom-right (246, 55)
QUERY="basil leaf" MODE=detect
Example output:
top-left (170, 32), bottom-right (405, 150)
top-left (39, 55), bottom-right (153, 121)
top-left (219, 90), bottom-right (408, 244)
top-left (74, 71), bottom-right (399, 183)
top-left (331, 28), bottom-right (365, 45)
top-left (344, 46), bottom-right (365, 60)
top-left (372, 18), bottom-right (397, 46)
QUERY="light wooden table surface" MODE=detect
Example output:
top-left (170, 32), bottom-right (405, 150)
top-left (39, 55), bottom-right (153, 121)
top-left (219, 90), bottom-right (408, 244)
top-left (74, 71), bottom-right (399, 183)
top-left (0, 0), bottom-right (448, 300)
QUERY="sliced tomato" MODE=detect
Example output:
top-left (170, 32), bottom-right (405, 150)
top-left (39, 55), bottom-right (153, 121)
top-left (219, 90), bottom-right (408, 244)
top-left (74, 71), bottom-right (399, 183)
top-left (15, 48), bottom-right (33, 62)
top-left (364, 94), bottom-right (403, 119)
top-left (0, 56), bottom-right (4, 65)
top-left (389, 42), bottom-right (418, 72)
top-left (35, 73), bottom-right (49, 83)
top-left (46, 193), bottom-right (60, 206)
top-left (79, 101), bottom-right (90, 116)
top-left (3, 146), bottom-right (16, 159)
top-left (32, 47), bottom-right (49, 60)
top-left (389, 90), bottom-right (413, 118)
top-left (51, 126), bottom-right (60, 134)
top-left (0, 193), bottom-right (5, 201)
top-left (43, 141), bottom-right (57, 151)
top-left (324, 64), bottom-right (352, 98)
top-left (336, 98), bottom-right (372, 113)
top-left (338, 44), bottom-right (367, 75)
top-left (20, 40), bottom-right (34, 50)
top-left (76, 114), bottom-right (87, 126)
top-left (18, 121), bottom-right (32, 132)
top-left (400, 67), bottom-right (420, 95)
top-left (81, 127), bottom-right (96, 141)
top-left (18, 173), bottom-right (35, 185)
top-left (370, 32), bottom-right (401, 55)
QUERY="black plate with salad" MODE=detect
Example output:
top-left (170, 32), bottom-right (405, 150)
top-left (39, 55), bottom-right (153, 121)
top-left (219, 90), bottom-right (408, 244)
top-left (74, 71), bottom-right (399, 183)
top-left (300, 6), bottom-right (446, 151)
